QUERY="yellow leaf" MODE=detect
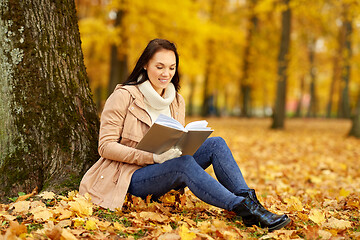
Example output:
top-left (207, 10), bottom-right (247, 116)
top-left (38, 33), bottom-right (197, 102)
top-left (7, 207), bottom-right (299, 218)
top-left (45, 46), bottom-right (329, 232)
top-left (113, 221), bottom-right (125, 232)
top-left (38, 191), bottom-right (56, 200)
top-left (97, 221), bottom-right (111, 231)
top-left (323, 217), bottom-right (352, 230)
top-left (309, 209), bottom-right (326, 225)
top-left (160, 194), bottom-right (175, 204)
top-left (68, 196), bottom-right (93, 217)
top-left (178, 225), bottom-right (196, 240)
top-left (73, 218), bottom-right (85, 227)
top-left (53, 207), bottom-right (73, 220)
top-left (161, 224), bottom-right (173, 233)
top-left (13, 201), bottom-right (30, 214)
top-left (85, 220), bottom-right (97, 231)
top-left (317, 230), bottom-right (332, 240)
top-left (284, 196), bottom-right (303, 211)
top-left (339, 188), bottom-right (350, 198)
top-left (159, 232), bottom-right (181, 240)
top-left (61, 228), bottom-right (78, 240)
top-left (198, 221), bottom-right (211, 233)
top-left (33, 209), bottom-right (54, 222)
top-left (139, 211), bottom-right (169, 223)
top-left (212, 219), bottom-right (227, 229)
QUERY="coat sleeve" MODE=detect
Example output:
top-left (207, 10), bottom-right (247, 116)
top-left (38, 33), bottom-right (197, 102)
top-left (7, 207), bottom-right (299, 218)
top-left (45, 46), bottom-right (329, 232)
top-left (98, 89), bottom-right (154, 166)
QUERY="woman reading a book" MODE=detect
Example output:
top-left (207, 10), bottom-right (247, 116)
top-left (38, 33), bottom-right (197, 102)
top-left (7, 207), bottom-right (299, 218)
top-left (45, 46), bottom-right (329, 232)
top-left (79, 39), bottom-right (291, 231)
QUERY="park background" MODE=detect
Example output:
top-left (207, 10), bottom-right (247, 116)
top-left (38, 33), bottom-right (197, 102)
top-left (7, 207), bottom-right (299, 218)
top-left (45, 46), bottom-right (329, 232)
top-left (0, 0), bottom-right (360, 239)
top-left (76, 0), bottom-right (360, 124)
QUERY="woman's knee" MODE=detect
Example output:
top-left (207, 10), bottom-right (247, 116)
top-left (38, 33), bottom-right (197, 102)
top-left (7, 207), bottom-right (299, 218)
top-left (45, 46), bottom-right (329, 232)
top-left (205, 136), bottom-right (227, 147)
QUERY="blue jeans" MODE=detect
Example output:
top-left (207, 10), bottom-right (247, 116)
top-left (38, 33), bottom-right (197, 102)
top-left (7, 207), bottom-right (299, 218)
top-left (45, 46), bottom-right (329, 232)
top-left (128, 137), bottom-right (250, 211)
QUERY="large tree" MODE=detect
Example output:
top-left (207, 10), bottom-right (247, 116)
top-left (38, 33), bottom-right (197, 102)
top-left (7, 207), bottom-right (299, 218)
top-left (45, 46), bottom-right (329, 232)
top-left (271, 0), bottom-right (291, 129)
top-left (349, 94), bottom-right (360, 138)
top-left (0, 0), bottom-right (99, 200)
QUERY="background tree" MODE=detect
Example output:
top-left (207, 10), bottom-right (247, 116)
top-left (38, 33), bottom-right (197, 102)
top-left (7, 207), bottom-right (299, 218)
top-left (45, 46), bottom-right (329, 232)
top-left (349, 94), bottom-right (360, 138)
top-left (337, 3), bottom-right (353, 119)
top-left (0, 0), bottom-right (99, 199)
top-left (239, 0), bottom-right (258, 118)
top-left (271, 0), bottom-right (292, 129)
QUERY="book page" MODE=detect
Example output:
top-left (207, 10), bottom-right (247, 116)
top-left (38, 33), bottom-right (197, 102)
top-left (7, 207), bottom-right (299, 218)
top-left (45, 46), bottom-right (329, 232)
top-left (185, 120), bottom-right (211, 131)
top-left (155, 114), bottom-right (185, 131)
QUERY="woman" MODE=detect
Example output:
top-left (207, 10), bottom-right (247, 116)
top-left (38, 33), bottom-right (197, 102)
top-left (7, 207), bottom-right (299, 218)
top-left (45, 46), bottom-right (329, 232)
top-left (79, 39), bottom-right (291, 231)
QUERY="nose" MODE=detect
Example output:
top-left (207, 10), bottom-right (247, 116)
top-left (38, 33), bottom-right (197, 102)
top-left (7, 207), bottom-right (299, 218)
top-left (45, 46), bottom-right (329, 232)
top-left (161, 69), bottom-right (170, 77)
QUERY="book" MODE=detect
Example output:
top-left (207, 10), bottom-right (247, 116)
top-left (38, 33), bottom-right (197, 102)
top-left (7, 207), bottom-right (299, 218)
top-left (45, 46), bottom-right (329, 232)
top-left (135, 114), bottom-right (214, 156)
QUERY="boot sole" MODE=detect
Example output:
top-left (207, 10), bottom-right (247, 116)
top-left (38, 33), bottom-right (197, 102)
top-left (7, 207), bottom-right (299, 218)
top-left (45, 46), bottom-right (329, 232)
top-left (269, 217), bottom-right (291, 231)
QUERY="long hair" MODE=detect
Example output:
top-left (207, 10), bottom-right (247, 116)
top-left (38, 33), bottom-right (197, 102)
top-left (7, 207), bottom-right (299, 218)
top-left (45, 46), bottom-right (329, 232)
top-left (123, 39), bottom-right (180, 91)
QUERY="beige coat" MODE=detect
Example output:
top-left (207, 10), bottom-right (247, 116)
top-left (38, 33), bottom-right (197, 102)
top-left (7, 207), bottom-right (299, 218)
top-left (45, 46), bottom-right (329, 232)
top-left (79, 84), bottom-right (185, 211)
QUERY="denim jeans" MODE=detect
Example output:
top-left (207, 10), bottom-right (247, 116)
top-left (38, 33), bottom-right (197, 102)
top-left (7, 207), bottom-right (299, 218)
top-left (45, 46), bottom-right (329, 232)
top-left (128, 137), bottom-right (250, 211)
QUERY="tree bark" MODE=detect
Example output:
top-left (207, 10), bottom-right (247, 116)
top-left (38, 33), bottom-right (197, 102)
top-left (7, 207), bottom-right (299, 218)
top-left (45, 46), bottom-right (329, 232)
top-left (337, 12), bottom-right (352, 119)
top-left (306, 38), bottom-right (317, 118)
top-left (294, 76), bottom-right (305, 118)
top-left (187, 76), bottom-right (196, 116)
top-left (239, 0), bottom-right (257, 118)
top-left (349, 94), bottom-right (360, 138)
top-left (0, 0), bottom-right (99, 200)
top-left (271, 0), bottom-right (291, 129)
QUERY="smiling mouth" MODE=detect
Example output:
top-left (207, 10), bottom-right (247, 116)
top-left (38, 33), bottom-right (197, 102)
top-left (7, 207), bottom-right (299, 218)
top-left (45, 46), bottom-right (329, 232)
top-left (159, 79), bottom-right (169, 83)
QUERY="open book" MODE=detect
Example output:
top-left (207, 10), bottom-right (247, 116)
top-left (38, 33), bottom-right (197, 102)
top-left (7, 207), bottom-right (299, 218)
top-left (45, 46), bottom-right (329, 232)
top-left (136, 114), bottom-right (214, 156)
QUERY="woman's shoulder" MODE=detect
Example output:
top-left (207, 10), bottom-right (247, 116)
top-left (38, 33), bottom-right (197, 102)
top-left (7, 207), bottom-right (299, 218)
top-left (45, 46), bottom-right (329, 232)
top-left (176, 92), bottom-right (185, 105)
top-left (110, 84), bottom-right (142, 100)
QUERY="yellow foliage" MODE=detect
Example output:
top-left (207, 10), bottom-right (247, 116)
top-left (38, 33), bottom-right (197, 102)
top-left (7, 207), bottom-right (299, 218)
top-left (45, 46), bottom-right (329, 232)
top-left (284, 196), bottom-right (303, 212)
top-left (85, 219), bottom-right (98, 231)
top-left (68, 195), bottom-right (93, 217)
top-left (309, 209), bottom-right (326, 225)
top-left (178, 225), bottom-right (196, 240)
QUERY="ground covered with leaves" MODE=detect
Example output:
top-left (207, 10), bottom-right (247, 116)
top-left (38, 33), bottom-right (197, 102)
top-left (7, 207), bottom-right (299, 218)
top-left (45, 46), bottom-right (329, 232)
top-left (1, 118), bottom-right (360, 239)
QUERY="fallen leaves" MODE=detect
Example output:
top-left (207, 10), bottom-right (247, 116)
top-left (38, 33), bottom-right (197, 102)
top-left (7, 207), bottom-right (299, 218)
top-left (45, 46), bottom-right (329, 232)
top-left (308, 209), bottom-right (326, 225)
top-left (0, 118), bottom-right (359, 239)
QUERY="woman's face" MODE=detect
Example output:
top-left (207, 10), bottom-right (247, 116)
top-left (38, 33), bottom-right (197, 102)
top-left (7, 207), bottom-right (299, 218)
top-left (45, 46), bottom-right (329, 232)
top-left (145, 49), bottom-right (176, 95)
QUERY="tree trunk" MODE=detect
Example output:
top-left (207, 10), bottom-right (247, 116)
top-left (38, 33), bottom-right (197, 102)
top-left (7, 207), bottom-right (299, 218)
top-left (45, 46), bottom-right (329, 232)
top-left (187, 76), bottom-right (196, 116)
top-left (294, 76), bottom-right (305, 118)
top-left (326, 21), bottom-right (345, 118)
top-left (337, 13), bottom-right (352, 119)
top-left (306, 38), bottom-right (317, 118)
top-left (271, 0), bottom-right (291, 129)
top-left (0, 0), bottom-right (99, 200)
top-left (240, 0), bottom-right (257, 118)
top-left (241, 85), bottom-right (252, 117)
top-left (201, 40), bottom-right (214, 117)
top-left (349, 94), bottom-right (360, 138)
top-left (108, 8), bottom-right (128, 96)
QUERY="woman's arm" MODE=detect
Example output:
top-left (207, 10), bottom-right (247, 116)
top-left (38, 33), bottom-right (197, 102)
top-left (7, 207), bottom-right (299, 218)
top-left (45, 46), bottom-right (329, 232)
top-left (98, 89), bottom-right (154, 166)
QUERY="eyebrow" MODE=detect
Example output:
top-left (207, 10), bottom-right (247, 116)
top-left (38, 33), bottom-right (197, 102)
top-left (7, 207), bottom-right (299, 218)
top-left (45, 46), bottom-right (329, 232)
top-left (156, 62), bottom-right (176, 66)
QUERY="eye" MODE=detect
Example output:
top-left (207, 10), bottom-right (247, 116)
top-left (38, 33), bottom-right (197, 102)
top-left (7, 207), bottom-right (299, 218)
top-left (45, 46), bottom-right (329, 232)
top-left (170, 67), bottom-right (175, 71)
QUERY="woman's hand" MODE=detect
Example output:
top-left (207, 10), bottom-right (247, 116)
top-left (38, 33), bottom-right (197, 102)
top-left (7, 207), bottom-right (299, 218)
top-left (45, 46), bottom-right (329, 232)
top-left (153, 148), bottom-right (182, 164)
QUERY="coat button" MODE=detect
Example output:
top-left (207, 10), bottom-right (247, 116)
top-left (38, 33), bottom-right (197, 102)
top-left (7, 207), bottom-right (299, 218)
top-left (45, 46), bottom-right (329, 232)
top-left (100, 176), bottom-right (104, 179)
top-left (131, 107), bottom-right (134, 110)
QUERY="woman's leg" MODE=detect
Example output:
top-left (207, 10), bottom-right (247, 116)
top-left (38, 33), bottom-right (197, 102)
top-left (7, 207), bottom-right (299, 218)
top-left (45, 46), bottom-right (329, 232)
top-left (128, 155), bottom-right (243, 211)
top-left (193, 137), bottom-right (249, 194)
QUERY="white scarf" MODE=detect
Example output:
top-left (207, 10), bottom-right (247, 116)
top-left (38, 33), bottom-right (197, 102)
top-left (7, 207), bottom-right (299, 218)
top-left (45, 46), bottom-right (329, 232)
top-left (138, 80), bottom-right (176, 123)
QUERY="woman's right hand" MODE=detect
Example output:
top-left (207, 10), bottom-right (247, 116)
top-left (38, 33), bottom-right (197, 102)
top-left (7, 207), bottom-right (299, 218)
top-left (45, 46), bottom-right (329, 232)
top-left (153, 148), bottom-right (182, 164)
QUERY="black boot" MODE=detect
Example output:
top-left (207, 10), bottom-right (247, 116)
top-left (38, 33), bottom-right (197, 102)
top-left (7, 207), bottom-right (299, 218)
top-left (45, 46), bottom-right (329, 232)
top-left (233, 189), bottom-right (291, 231)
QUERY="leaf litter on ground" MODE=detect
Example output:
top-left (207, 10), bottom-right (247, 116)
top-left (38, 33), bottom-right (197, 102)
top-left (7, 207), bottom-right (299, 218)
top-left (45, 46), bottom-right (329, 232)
top-left (1, 118), bottom-right (359, 239)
